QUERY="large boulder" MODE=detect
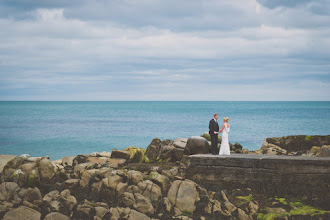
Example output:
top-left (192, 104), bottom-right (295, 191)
top-left (3, 205), bottom-right (41, 220)
top-left (124, 147), bottom-right (146, 163)
top-left (167, 180), bottom-right (200, 215)
top-left (184, 136), bottom-right (211, 155)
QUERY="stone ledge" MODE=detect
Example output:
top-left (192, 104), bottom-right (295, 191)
top-left (186, 154), bottom-right (330, 202)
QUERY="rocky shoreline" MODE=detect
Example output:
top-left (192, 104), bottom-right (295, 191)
top-left (0, 135), bottom-right (329, 219)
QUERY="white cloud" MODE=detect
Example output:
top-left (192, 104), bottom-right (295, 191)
top-left (0, 1), bottom-right (329, 101)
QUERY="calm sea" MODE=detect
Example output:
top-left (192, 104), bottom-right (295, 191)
top-left (0, 101), bottom-right (329, 160)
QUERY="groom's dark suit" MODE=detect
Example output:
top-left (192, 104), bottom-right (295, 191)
top-left (209, 118), bottom-right (220, 155)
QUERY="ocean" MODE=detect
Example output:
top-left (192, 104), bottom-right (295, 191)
top-left (0, 101), bottom-right (329, 160)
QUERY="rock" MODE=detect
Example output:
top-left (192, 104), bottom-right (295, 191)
top-left (0, 182), bottom-right (20, 201)
top-left (260, 140), bottom-right (287, 155)
top-left (72, 155), bottom-right (89, 167)
top-left (124, 147), bottom-right (146, 163)
top-left (39, 158), bottom-right (56, 183)
top-left (262, 135), bottom-right (330, 153)
top-left (3, 205), bottom-right (41, 220)
top-left (318, 145), bottom-right (330, 157)
top-left (127, 180), bottom-right (162, 207)
top-left (27, 168), bottom-right (40, 187)
top-left (173, 138), bottom-right (187, 149)
top-left (43, 189), bottom-right (76, 215)
top-left (148, 172), bottom-right (171, 194)
top-left (44, 212), bottom-right (70, 220)
top-left (248, 201), bottom-right (259, 214)
top-left (101, 173), bottom-right (127, 200)
top-left (90, 152), bottom-right (100, 157)
top-left (145, 138), bottom-right (161, 162)
top-left (22, 187), bottom-right (42, 206)
top-left (61, 156), bottom-right (75, 166)
top-left (184, 136), bottom-right (211, 155)
top-left (162, 197), bottom-right (172, 213)
top-left (75, 203), bottom-right (95, 219)
top-left (234, 142), bottom-right (243, 151)
top-left (111, 149), bottom-right (131, 160)
top-left (73, 162), bottom-right (93, 173)
top-left (129, 209), bottom-right (151, 220)
top-left (173, 148), bottom-right (185, 161)
top-left (128, 170), bottom-right (144, 185)
top-left (201, 133), bottom-right (222, 143)
top-left (121, 192), bottom-right (135, 207)
top-left (167, 180), bottom-right (200, 215)
top-left (307, 146), bottom-right (321, 156)
top-left (95, 206), bottom-right (110, 219)
top-left (223, 201), bottom-right (237, 214)
top-left (233, 208), bottom-right (250, 219)
top-left (100, 151), bottom-right (112, 158)
top-left (242, 149), bottom-right (249, 154)
top-left (133, 193), bottom-right (155, 215)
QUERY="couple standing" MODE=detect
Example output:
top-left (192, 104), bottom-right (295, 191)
top-left (209, 113), bottom-right (230, 155)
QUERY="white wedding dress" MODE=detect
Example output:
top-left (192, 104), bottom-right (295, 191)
top-left (219, 124), bottom-right (230, 155)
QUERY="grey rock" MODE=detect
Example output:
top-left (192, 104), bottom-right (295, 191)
top-left (184, 136), bottom-right (211, 155)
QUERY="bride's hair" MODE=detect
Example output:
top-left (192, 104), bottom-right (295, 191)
top-left (224, 117), bottom-right (229, 122)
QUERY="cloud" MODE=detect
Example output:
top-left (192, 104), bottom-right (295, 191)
top-left (0, 0), bottom-right (329, 101)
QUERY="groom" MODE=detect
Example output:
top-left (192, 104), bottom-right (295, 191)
top-left (209, 114), bottom-right (220, 155)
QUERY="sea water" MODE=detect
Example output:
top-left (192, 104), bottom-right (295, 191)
top-left (0, 101), bottom-right (329, 160)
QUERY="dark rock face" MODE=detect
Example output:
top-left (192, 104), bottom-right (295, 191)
top-left (264, 135), bottom-right (330, 153)
top-left (186, 154), bottom-right (330, 210)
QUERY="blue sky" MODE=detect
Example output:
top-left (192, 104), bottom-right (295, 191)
top-left (0, 0), bottom-right (329, 101)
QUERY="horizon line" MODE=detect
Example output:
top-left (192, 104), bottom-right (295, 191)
top-left (1, 100), bottom-right (329, 102)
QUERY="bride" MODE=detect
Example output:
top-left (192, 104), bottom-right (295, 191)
top-left (218, 117), bottom-right (230, 155)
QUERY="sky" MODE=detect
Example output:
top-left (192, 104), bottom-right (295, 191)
top-left (0, 0), bottom-right (329, 101)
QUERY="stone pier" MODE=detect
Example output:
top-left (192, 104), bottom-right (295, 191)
top-left (186, 154), bottom-right (330, 201)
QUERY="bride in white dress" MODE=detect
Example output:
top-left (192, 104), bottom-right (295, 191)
top-left (218, 117), bottom-right (230, 155)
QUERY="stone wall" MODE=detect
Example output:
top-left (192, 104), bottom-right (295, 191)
top-left (186, 154), bottom-right (330, 206)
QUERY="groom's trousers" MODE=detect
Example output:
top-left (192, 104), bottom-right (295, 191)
top-left (210, 134), bottom-right (218, 155)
